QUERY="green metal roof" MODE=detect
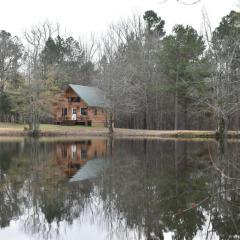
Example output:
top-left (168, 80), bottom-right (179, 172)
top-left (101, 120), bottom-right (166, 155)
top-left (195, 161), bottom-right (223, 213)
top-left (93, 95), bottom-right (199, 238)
top-left (69, 84), bottom-right (106, 108)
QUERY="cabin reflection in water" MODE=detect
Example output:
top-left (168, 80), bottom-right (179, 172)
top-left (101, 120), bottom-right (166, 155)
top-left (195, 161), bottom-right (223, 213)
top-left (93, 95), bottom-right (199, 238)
top-left (54, 139), bottom-right (108, 178)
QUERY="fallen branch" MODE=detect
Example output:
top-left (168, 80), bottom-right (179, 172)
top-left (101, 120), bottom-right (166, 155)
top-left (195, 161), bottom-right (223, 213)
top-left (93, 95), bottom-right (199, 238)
top-left (175, 188), bottom-right (240, 216)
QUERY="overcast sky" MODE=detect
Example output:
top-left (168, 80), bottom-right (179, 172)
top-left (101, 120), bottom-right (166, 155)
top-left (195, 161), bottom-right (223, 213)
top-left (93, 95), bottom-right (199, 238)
top-left (0, 0), bottom-right (239, 38)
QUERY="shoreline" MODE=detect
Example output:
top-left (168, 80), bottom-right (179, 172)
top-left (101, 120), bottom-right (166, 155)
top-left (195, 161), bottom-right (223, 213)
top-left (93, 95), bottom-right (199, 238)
top-left (0, 127), bottom-right (239, 139)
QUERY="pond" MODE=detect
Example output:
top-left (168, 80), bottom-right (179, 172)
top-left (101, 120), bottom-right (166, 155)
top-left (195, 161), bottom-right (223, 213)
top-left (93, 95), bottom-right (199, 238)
top-left (0, 137), bottom-right (239, 240)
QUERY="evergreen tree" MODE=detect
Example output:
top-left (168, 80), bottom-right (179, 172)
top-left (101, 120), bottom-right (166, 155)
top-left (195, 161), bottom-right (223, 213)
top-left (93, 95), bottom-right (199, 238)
top-left (159, 25), bottom-right (206, 129)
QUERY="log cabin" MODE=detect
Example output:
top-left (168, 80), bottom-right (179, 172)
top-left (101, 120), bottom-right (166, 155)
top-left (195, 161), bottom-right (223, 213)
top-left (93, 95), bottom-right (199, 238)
top-left (54, 84), bottom-right (108, 127)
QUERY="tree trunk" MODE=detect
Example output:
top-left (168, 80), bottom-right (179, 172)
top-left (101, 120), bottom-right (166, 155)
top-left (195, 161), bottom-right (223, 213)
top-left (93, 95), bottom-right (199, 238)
top-left (183, 98), bottom-right (188, 130)
top-left (216, 114), bottom-right (228, 140)
top-left (28, 110), bottom-right (40, 136)
top-left (174, 65), bottom-right (179, 130)
top-left (174, 90), bottom-right (178, 130)
top-left (108, 112), bottom-right (114, 134)
top-left (143, 110), bottom-right (147, 130)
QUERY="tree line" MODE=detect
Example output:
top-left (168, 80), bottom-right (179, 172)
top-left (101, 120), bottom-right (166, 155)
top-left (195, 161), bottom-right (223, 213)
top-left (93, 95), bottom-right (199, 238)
top-left (0, 10), bottom-right (240, 137)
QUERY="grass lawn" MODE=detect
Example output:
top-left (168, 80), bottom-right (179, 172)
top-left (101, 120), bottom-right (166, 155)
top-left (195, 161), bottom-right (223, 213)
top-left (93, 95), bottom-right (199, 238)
top-left (0, 122), bottom-right (101, 132)
top-left (0, 122), bottom-right (27, 129)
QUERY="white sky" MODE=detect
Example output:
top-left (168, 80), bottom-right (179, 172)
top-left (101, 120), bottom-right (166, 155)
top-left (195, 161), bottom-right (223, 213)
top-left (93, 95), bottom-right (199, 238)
top-left (0, 0), bottom-right (239, 38)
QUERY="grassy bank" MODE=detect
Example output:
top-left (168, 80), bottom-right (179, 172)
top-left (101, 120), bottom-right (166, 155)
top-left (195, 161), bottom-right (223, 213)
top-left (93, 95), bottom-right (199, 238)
top-left (0, 122), bottom-right (239, 139)
top-left (0, 123), bottom-right (93, 131)
top-left (0, 123), bottom-right (108, 136)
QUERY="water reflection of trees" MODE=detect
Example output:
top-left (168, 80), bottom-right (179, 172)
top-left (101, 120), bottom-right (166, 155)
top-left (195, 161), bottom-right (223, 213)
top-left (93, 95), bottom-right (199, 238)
top-left (209, 141), bottom-right (240, 239)
top-left (99, 139), bottom-right (240, 239)
top-left (0, 141), bottom-right (27, 228)
top-left (98, 140), bottom-right (211, 239)
top-left (0, 138), bottom-right (96, 239)
top-left (0, 138), bottom-right (240, 239)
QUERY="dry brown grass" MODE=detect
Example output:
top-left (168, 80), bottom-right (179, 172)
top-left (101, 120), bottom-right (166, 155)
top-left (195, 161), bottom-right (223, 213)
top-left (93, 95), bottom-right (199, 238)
top-left (0, 122), bottom-right (239, 139)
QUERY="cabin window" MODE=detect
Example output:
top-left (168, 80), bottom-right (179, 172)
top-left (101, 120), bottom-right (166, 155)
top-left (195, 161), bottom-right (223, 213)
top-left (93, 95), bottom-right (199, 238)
top-left (62, 108), bottom-right (67, 116)
top-left (94, 109), bottom-right (97, 115)
top-left (80, 108), bottom-right (87, 116)
top-left (71, 144), bottom-right (77, 160)
top-left (68, 97), bottom-right (77, 102)
top-left (68, 97), bottom-right (81, 102)
top-left (81, 149), bottom-right (87, 159)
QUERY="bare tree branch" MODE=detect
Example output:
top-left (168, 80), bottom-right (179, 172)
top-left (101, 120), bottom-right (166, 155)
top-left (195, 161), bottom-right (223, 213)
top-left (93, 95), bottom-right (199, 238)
top-left (158, 0), bottom-right (202, 5)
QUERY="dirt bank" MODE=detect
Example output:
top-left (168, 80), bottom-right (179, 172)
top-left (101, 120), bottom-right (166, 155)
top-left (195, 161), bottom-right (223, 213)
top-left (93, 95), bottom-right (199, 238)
top-left (0, 125), bottom-right (239, 139)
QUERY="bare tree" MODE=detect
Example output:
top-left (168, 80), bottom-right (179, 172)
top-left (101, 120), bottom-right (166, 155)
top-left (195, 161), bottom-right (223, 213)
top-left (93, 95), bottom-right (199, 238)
top-left (78, 34), bottom-right (98, 63)
top-left (199, 11), bottom-right (240, 139)
top-left (96, 16), bottom-right (144, 133)
top-left (22, 21), bottom-right (61, 133)
top-left (23, 21), bottom-right (61, 80)
top-left (0, 30), bottom-right (23, 93)
top-left (158, 0), bottom-right (202, 5)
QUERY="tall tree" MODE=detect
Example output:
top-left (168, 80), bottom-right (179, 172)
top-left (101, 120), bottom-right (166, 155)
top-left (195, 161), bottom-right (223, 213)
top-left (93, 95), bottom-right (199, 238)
top-left (143, 10), bottom-right (165, 37)
top-left (0, 30), bottom-right (23, 121)
top-left (97, 16), bottom-right (145, 133)
top-left (40, 35), bottom-right (94, 87)
top-left (159, 24), bottom-right (205, 129)
top-left (97, 12), bottom-right (166, 130)
top-left (0, 30), bottom-right (23, 92)
top-left (202, 11), bottom-right (240, 138)
top-left (22, 22), bottom-right (61, 132)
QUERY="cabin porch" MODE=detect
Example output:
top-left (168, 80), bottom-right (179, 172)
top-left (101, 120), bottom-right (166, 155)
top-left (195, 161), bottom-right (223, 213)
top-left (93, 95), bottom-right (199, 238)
top-left (54, 119), bottom-right (92, 126)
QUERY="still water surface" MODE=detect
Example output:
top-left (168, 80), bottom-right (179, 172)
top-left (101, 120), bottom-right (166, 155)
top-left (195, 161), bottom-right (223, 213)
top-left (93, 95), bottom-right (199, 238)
top-left (0, 137), bottom-right (239, 240)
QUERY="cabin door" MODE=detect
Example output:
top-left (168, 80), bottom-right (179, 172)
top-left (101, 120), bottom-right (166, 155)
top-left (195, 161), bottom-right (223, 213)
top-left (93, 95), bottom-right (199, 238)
top-left (72, 108), bottom-right (77, 120)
